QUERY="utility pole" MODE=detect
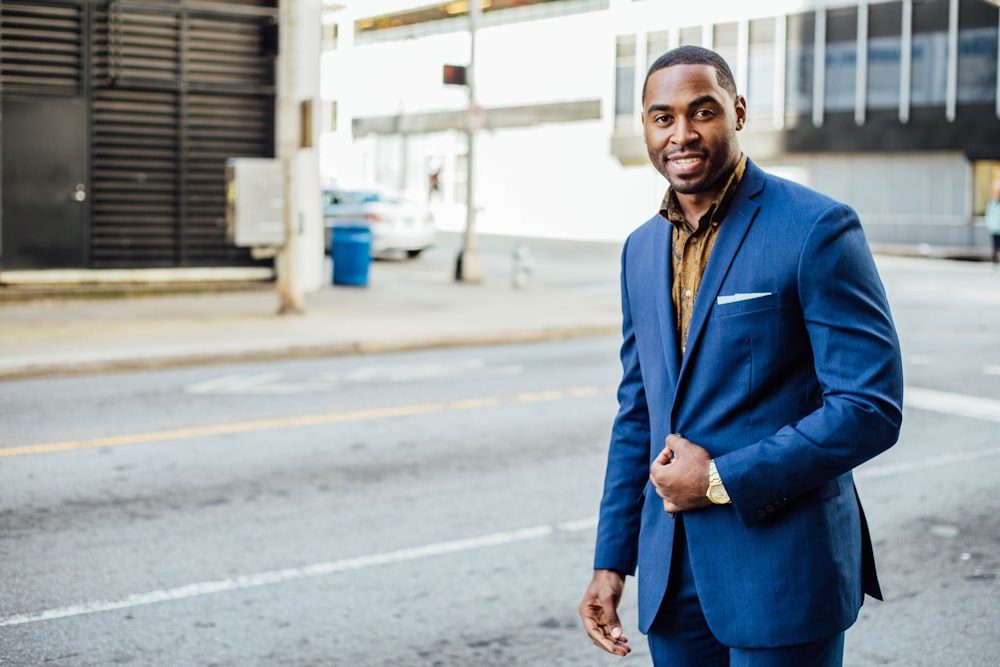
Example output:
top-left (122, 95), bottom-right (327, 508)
top-left (274, 0), bottom-right (322, 313)
top-left (455, 0), bottom-right (484, 283)
top-left (275, 0), bottom-right (304, 313)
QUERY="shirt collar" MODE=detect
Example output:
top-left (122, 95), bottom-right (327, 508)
top-left (660, 153), bottom-right (747, 232)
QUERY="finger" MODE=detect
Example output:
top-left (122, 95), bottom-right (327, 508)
top-left (581, 601), bottom-right (630, 656)
top-left (608, 626), bottom-right (631, 655)
top-left (587, 625), bottom-right (630, 656)
top-left (583, 621), bottom-right (620, 654)
top-left (653, 446), bottom-right (674, 466)
top-left (666, 433), bottom-right (689, 452)
top-left (580, 601), bottom-right (615, 649)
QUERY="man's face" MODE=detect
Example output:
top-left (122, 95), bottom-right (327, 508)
top-left (641, 64), bottom-right (746, 197)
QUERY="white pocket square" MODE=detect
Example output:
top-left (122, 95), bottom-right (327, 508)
top-left (717, 292), bottom-right (772, 305)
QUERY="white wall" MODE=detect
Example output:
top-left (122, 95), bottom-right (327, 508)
top-left (322, 7), bottom-right (672, 241)
top-left (761, 152), bottom-right (974, 246)
top-left (472, 120), bottom-right (663, 241)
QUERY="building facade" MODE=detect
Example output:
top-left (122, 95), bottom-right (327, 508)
top-left (0, 0), bottom-right (279, 272)
top-left (322, 0), bottom-right (1000, 249)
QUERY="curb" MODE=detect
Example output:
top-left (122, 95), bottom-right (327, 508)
top-left (0, 324), bottom-right (621, 382)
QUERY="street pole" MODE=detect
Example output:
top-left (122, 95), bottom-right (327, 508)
top-left (455, 0), bottom-right (484, 283)
top-left (275, 0), bottom-right (309, 314)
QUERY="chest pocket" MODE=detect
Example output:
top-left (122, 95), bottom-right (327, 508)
top-left (714, 292), bottom-right (776, 318)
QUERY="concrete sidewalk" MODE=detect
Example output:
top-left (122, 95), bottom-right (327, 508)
top-left (0, 239), bottom-right (624, 381)
top-left (3, 232), bottom-right (991, 382)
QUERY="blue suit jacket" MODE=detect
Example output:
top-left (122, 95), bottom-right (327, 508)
top-left (593, 159), bottom-right (904, 648)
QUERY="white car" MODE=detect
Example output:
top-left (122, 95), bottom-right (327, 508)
top-left (323, 188), bottom-right (435, 258)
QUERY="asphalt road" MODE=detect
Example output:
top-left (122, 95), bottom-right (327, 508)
top-left (1, 247), bottom-right (999, 666)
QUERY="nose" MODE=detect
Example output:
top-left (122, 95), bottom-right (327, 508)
top-left (671, 116), bottom-right (698, 147)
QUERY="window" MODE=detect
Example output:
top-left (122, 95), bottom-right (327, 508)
top-left (867, 1), bottom-right (903, 112)
top-left (825, 7), bottom-right (858, 113)
top-left (647, 29), bottom-right (671, 67)
top-left (747, 18), bottom-right (776, 115)
top-left (957, 0), bottom-right (999, 105)
top-left (958, 27), bottom-right (998, 104)
top-left (972, 160), bottom-right (1000, 216)
top-left (679, 26), bottom-right (702, 47)
top-left (615, 35), bottom-right (636, 119)
top-left (785, 12), bottom-right (815, 120)
top-left (714, 22), bottom-right (739, 78)
top-left (911, 0), bottom-right (949, 108)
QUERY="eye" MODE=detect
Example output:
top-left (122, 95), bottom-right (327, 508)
top-left (653, 113), bottom-right (673, 125)
top-left (693, 108), bottom-right (715, 120)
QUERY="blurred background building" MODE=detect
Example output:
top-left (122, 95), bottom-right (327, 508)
top-left (2, 0), bottom-right (999, 275)
top-left (322, 0), bottom-right (1000, 249)
top-left (0, 0), bottom-right (282, 273)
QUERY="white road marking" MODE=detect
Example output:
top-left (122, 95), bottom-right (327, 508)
top-left (0, 521), bottom-right (591, 628)
top-left (6, 386), bottom-right (998, 628)
top-left (858, 445), bottom-right (1000, 480)
top-left (905, 386), bottom-right (1000, 423)
top-left (185, 360), bottom-right (524, 394)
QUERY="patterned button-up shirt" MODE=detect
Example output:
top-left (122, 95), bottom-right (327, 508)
top-left (661, 154), bottom-right (747, 355)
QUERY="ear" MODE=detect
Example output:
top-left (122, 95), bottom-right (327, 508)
top-left (734, 95), bottom-right (747, 131)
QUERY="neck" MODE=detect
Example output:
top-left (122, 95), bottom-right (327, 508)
top-left (675, 192), bottom-right (717, 230)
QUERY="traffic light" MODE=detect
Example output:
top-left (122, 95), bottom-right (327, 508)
top-left (443, 64), bottom-right (467, 86)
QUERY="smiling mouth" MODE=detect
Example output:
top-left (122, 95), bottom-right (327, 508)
top-left (668, 155), bottom-right (704, 170)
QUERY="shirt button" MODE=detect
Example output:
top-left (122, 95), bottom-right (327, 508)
top-left (684, 290), bottom-right (692, 297)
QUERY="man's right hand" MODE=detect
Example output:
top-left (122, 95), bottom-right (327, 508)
top-left (579, 569), bottom-right (631, 656)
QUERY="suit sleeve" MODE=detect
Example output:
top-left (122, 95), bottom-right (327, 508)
top-left (717, 203), bottom-right (904, 528)
top-left (593, 238), bottom-right (653, 573)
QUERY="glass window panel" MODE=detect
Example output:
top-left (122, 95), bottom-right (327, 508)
top-left (826, 41), bottom-right (857, 112)
top-left (616, 64), bottom-right (636, 116)
top-left (911, 31), bottom-right (948, 107)
top-left (957, 26), bottom-right (998, 104)
top-left (825, 8), bottom-right (857, 113)
top-left (785, 13), bottom-right (815, 118)
top-left (959, 0), bottom-right (999, 29)
top-left (679, 26), bottom-right (701, 46)
top-left (867, 34), bottom-right (902, 110)
top-left (714, 22), bottom-right (738, 76)
top-left (647, 29), bottom-right (670, 66)
top-left (869, 0), bottom-right (902, 38)
top-left (748, 49), bottom-right (775, 113)
top-left (616, 35), bottom-right (636, 118)
top-left (748, 18), bottom-right (775, 114)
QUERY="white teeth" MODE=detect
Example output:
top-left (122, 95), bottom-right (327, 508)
top-left (673, 158), bottom-right (698, 165)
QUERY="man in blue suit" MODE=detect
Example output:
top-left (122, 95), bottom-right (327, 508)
top-left (579, 46), bottom-right (903, 666)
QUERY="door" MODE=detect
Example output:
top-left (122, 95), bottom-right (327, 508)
top-left (1, 97), bottom-right (88, 269)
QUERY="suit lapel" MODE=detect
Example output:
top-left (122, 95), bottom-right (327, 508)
top-left (650, 216), bottom-right (682, 384)
top-left (679, 162), bottom-right (764, 376)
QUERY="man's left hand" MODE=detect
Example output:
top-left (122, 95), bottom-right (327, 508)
top-left (650, 434), bottom-right (713, 513)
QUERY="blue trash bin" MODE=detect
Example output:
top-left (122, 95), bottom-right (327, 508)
top-left (331, 224), bottom-right (372, 286)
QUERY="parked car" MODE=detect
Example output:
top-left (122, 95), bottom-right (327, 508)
top-left (323, 187), bottom-right (435, 258)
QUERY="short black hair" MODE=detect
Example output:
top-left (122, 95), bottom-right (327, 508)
top-left (641, 45), bottom-right (738, 105)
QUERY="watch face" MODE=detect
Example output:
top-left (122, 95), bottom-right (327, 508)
top-left (708, 485), bottom-right (730, 504)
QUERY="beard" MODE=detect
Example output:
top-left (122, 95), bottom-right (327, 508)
top-left (661, 152), bottom-right (734, 196)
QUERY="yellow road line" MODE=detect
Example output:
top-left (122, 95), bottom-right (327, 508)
top-left (0, 385), bottom-right (615, 458)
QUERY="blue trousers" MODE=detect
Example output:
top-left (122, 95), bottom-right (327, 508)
top-left (647, 517), bottom-right (845, 667)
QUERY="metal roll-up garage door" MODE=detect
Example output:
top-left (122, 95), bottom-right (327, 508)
top-left (1, 0), bottom-right (278, 270)
top-left (89, 0), bottom-right (277, 268)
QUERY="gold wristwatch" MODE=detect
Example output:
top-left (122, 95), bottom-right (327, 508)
top-left (707, 460), bottom-right (731, 504)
